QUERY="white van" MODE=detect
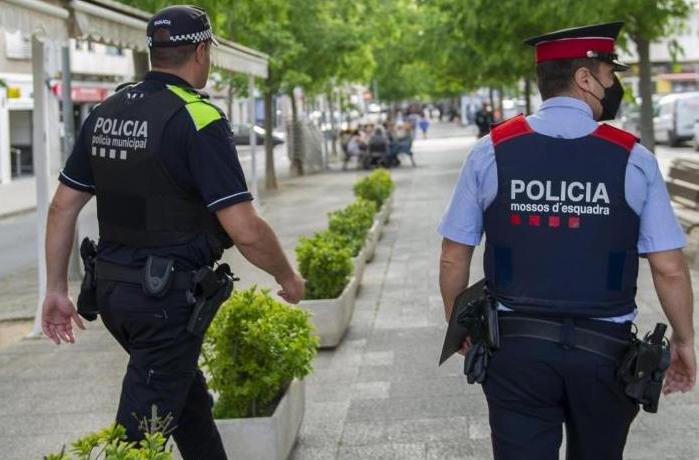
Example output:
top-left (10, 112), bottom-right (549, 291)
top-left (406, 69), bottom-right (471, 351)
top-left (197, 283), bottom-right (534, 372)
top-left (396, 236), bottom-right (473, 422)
top-left (654, 92), bottom-right (699, 146)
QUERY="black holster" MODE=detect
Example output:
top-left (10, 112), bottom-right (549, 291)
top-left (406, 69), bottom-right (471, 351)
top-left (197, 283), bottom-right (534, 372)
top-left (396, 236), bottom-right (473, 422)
top-left (458, 292), bottom-right (500, 384)
top-left (77, 237), bottom-right (99, 321)
top-left (617, 323), bottom-right (671, 413)
top-left (186, 264), bottom-right (236, 337)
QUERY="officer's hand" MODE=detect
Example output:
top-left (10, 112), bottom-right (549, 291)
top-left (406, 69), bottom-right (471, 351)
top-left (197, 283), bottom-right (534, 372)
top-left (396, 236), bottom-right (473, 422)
top-left (663, 337), bottom-right (696, 395)
top-left (278, 273), bottom-right (305, 304)
top-left (41, 291), bottom-right (85, 345)
top-left (457, 337), bottom-right (473, 356)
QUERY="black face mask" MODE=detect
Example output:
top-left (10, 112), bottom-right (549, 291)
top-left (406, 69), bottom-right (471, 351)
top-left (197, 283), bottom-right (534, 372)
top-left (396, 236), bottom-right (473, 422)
top-left (588, 73), bottom-right (624, 121)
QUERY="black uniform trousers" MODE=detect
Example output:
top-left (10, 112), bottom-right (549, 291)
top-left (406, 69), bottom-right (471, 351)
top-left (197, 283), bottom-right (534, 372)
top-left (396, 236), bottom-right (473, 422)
top-left (97, 281), bottom-right (227, 460)
top-left (482, 314), bottom-right (639, 460)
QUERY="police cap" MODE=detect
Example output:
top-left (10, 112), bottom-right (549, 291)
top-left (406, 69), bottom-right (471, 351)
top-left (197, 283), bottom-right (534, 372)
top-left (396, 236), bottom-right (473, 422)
top-left (524, 22), bottom-right (629, 72)
top-left (147, 5), bottom-right (219, 48)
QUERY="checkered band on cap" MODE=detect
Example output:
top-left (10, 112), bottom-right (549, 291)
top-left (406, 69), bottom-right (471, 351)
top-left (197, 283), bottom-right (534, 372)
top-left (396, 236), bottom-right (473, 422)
top-left (147, 28), bottom-right (213, 47)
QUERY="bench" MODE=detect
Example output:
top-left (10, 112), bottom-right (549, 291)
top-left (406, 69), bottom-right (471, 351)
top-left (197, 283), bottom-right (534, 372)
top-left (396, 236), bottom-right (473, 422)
top-left (666, 158), bottom-right (699, 268)
top-left (666, 158), bottom-right (699, 231)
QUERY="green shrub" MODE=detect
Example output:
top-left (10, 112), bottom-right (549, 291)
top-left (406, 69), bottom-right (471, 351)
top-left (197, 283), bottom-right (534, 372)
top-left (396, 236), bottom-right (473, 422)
top-left (296, 230), bottom-right (353, 299)
top-left (353, 168), bottom-right (395, 207)
top-left (202, 287), bottom-right (318, 419)
top-left (44, 424), bottom-right (171, 460)
top-left (327, 198), bottom-right (377, 256)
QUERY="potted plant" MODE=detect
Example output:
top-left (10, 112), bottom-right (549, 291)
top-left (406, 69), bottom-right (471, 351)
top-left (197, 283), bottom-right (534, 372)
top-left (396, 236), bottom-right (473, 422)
top-left (44, 423), bottom-right (172, 460)
top-left (327, 198), bottom-right (377, 280)
top-left (296, 230), bottom-right (357, 348)
top-left (353, 169), bottom-right (395, 258)
top-left (203, 287), bottom-right (317, 460)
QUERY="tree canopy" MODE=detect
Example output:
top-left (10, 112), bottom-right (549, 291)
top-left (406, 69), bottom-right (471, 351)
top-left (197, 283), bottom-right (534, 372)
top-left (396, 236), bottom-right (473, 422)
top-left (118, 0), bottom-right (694, 106)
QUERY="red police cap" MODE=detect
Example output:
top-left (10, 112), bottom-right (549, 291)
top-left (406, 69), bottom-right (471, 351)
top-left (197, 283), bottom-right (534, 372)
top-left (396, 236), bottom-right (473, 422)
top-left (524, 22), bottom-right (629, 71)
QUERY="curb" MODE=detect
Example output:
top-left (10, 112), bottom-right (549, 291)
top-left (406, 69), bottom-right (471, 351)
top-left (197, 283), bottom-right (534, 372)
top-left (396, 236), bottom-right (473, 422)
top-left (0, 206), bottom-right (37, 221)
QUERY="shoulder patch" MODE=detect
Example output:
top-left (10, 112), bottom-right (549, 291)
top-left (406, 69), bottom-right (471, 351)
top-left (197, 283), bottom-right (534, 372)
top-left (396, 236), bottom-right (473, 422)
top-left (490, 114), bottom-right (534, 147)
top-left (166, 84), bottom-right (222, 131)
top-left (592, 123), bottom-right (638, 152)
top-left (185, 101), bottom-right (222, 131)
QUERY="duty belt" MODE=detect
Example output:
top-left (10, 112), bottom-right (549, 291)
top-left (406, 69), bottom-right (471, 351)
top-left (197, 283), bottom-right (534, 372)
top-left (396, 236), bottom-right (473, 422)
top-left (500, 317), bottom-right (630, 362)
top-left (96, 260), bottom-right (192, 290)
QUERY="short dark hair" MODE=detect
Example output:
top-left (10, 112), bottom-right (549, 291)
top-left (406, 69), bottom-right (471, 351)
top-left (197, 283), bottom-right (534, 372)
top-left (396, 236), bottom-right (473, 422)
top-left (536, 58), bottom-right (600, 100)
top-left (148, 28), bottom-right (201, 68)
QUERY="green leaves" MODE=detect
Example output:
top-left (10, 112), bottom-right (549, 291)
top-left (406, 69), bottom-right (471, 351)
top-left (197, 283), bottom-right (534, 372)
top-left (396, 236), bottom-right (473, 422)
top-left (202, 287), bottom-right (318, 419)
top-left (296, 230), bottom-right (353, 299)
top-left (328, 198), bottom-right (378, 256)
top-left (43, 424), bottom-right (171, 460)
top-left (353, 168), bottom-right (395, 208)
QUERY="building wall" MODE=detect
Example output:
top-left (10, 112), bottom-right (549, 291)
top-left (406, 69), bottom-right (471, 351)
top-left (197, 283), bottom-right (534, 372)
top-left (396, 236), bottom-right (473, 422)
top-left (620, 9), bottom-right (699, 64)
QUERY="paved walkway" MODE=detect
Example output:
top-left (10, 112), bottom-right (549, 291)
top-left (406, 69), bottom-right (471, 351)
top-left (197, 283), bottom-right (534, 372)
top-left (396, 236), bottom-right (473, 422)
top-left (0, 123), bottom-right (697, 459)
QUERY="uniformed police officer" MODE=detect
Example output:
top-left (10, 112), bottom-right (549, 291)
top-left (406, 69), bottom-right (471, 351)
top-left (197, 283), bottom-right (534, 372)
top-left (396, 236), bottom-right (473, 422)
top-left (40, 5), bottom-right (304, 459)
top-left (439, 22), bottom-right (696, 459)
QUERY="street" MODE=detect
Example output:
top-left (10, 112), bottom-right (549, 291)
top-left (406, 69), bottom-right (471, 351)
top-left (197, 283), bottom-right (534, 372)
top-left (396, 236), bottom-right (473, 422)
top-left (0, 123), bottom-right (698, 459)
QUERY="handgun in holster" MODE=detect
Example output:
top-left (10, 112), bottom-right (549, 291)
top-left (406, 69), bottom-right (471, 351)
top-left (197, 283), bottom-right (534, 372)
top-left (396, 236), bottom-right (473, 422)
top-left (186, 263), bottom-right (236, 336)
top-left (458, 291), bottom-right (500, 384)
top-left (76, 237), bottom-right (99, 321)
top-left (617, 323), bottom-right (671, 413)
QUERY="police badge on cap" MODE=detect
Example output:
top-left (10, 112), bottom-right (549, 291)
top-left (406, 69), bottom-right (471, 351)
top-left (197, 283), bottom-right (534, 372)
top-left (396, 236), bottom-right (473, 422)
top-left (146, 5), bottom-right (220, 48)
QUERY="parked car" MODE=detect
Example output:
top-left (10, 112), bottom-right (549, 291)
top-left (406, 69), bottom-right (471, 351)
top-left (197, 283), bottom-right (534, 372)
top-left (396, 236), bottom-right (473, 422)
top-left (231, 124), bottom-right (284, 146)
top-left (653, 92), bottom-right (699, 146)
top-left (694, 120), bottom-right (699, 151)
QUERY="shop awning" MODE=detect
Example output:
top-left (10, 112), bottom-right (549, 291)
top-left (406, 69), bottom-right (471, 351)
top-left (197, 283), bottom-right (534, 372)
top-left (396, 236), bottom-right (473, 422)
top-left (69, 0), bottom-right (149, 52)
top-left (213, 38), bottom-right (269, 79)
top-left (0, 0), bottom-right (69, 40)
top-left (68, 0), bottom-right (268, 77)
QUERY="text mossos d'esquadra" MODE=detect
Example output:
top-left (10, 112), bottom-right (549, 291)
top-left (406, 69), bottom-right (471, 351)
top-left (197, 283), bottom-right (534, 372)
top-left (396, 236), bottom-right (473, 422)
top-left (509, 179), bottom-right (611, 216)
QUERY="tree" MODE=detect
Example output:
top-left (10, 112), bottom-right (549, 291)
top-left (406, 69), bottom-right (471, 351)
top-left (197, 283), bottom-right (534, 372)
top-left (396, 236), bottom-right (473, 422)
top-left (604, 0), bottom-right (693, 149)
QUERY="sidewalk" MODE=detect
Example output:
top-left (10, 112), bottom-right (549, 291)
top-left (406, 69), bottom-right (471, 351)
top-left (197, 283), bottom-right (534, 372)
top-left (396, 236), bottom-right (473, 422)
top-left (0, 177), bottom-right (37, 218)
top-left (0, 122), bottom-right (697, 459)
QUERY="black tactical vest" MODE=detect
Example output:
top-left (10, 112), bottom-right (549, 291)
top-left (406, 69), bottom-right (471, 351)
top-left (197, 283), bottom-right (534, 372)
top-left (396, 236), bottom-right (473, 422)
top-left (483, 115), bottom-right (640, 318)
top-left (86, 84), bottom-right (232, 254)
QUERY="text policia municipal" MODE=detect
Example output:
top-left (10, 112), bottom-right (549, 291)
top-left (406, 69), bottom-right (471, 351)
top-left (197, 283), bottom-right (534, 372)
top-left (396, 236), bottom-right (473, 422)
top-left (91, 117), bottom-right (149, 151)
top-left (510, 179), bottom-right (611, 216)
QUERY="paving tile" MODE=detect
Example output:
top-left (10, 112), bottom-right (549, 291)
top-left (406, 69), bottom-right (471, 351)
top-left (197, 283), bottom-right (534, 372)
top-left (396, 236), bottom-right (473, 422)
top-left (338, 442), bottom-right (426, 460)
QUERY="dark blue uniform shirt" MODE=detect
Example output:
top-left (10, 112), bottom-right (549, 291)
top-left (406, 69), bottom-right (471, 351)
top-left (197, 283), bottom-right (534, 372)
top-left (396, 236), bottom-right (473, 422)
top-left (59, 71), bottom-right (252, 269)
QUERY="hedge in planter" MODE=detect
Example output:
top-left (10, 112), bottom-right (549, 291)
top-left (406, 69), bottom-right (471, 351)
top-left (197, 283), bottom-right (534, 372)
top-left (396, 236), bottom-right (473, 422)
top-left (44, 423), bottom-right (172, 460)
top-left (353, 168), bottom-right (395, 207)
top-left (202, 287), bottom-right (318, 419)
top-left (327, 198), bottom-right (377, 257)
top-left (296, 230), bottom-right (353, 300)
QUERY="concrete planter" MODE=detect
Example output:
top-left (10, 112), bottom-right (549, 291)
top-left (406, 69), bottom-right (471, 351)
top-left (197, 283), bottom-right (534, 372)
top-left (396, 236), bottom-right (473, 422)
top-left (300, 276), bottom-right (359, 348)
top-left (377, 193), bottom-right (394, 225)
top-left (364, 219), bottom-right (381, 263)
top-left (352, 247), bottom-right (367, 283)
top-left (215, 379), bottom-right (305, 460)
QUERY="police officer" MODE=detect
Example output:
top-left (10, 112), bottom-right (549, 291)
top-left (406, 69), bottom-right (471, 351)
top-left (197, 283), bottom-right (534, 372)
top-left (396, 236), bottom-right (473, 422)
top-left (40, 5), bottom-right (304, 459)
top-left (439, 22), bottom-right (696, 459)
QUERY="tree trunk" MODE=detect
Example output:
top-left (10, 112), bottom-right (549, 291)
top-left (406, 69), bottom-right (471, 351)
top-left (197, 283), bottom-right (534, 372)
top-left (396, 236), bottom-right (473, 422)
top-left (327, 91), bottom-right (337, 157)
top-left (263, 88), bottom-right (277, 190)
top-left (226, 83), bottom-right (234, 121)
top-left (635, 37), bottom-right (655, 150)
top-left (289, 88), bottom-right (304, 175)
top-left (497, 87), bottom-right (505, 122)
top-left (524, 79), bottom-right (532, 115)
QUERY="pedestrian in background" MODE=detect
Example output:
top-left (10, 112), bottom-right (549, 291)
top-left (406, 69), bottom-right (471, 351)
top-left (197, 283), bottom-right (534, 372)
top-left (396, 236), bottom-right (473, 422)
top-left (40, 6), bottom-right (304, 459)
top-left (418, 114), bottom-right (430, 139)
top-left (439, 22), bottom-right (695, 460)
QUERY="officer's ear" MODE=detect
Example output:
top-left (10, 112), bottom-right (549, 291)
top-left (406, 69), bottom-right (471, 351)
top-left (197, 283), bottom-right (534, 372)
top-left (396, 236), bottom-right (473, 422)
top-left (573, 66), bottom-right (596, 94)
top-left (194, 41), bottom-right (210, 65)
